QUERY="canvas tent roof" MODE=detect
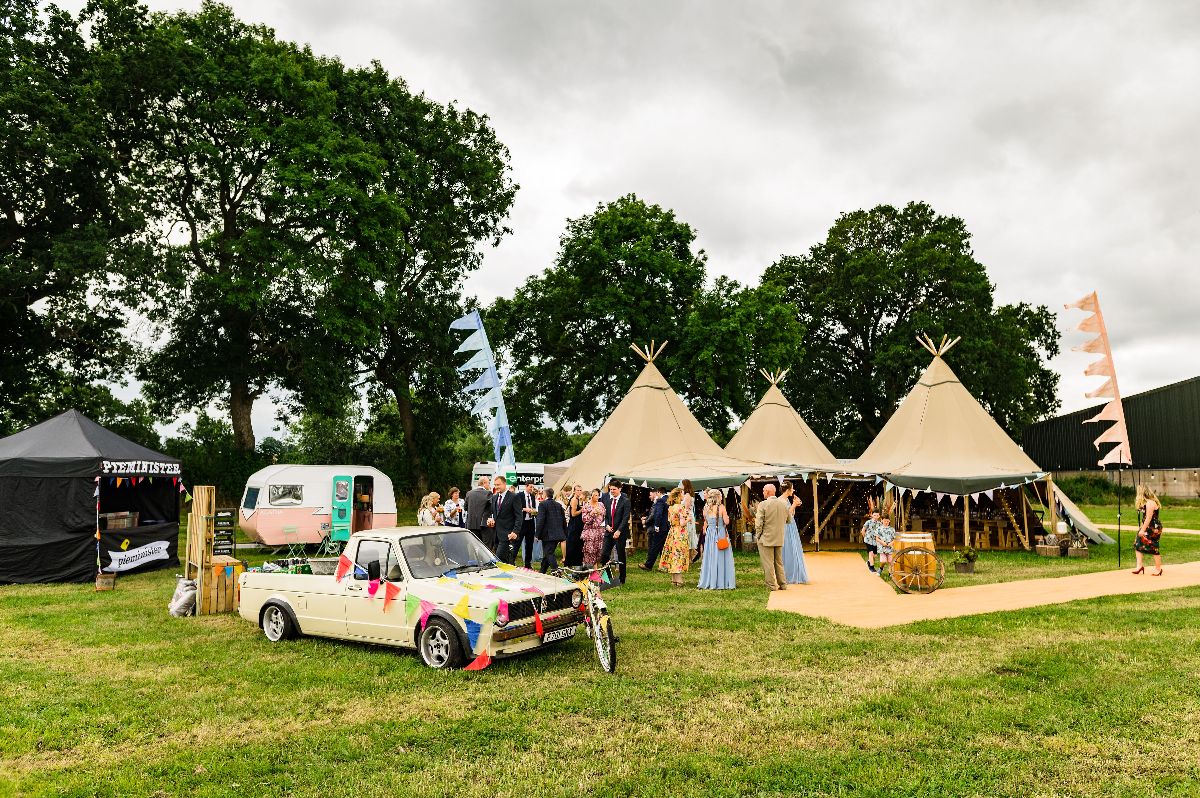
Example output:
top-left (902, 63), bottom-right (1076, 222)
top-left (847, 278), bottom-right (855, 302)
top-left (552, 349), bottom-right (778, 491)
top-left (724, 371), bottom-right (837, 468)
top-left (850, 350), bottom-right (1045, 494)
top-left (0, 410), bottom-right (178, 478)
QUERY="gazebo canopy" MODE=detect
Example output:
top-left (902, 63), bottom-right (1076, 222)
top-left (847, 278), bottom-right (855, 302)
top-left (849, 336), bottom-right (1045, 494)
top-left (0, 409), bottom-right (179, 477)
top-left (724, 369), bottom-right (836, 469)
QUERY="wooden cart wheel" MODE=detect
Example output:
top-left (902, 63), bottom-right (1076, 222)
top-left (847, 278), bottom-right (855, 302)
top-left (889, 547), bottom-right (945, 594)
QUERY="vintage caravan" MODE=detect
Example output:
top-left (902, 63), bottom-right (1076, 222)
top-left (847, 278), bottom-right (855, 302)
top-left (239, 465), bottom-right (397, 546)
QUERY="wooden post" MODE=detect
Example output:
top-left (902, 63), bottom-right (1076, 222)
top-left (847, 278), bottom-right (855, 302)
top-left (191, 486), bottom-right (216, 616)
top-left (1021, 487), bottom-right (1030, 548)
top-left (963, 494), bottom-right (971, 548)
top-left (1045, 478), bottom-right (1056, 534)
top-left (811, 475), bottom-right (821, 551)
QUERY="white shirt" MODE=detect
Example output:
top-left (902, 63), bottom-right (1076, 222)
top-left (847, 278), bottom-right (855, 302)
top-left (443, 499), bottom-right (465, 525)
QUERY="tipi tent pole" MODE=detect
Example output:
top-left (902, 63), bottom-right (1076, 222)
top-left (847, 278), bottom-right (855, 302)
top-left (1021, 487), bottom-right (1030, 549)
top-left (1116, 468), bottom-right (1122, 569)
top-left (963, 495), bottom-right (971, 548)
top-left (811, 475), bottom-right (820, 551)
top-left (1045, 477), bottom-right (1056, 536)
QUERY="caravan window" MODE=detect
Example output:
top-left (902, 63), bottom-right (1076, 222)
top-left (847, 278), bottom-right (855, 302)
top-left (269, 484), bottom-right (303, 506)
top-left (242, 487), bottom-right (260, 510)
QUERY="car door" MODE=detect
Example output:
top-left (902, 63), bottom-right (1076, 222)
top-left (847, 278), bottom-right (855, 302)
top-left (344, 539), bottom-right (409, 644)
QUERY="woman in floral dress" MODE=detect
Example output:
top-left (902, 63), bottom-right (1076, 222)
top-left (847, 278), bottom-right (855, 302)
top-left (580, 488), bottom-right (606, 566)
top-left (658, 487), bottom-right (691, 586)
top-left (1134, 483), bottom-right (1164, 575)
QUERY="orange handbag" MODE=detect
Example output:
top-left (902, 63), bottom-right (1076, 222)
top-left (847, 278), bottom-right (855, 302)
top-left (716, 536), bottom-right (730, 550)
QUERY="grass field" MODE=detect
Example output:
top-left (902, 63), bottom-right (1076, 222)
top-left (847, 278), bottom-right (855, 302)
top-left (3, 508), bottom-right (1200, 797)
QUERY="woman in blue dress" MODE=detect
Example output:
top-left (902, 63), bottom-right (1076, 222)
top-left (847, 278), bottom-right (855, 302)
top-left (780, 481), bottom-right (809, 584)
top-left (697, 489), bottom-right (736, 590)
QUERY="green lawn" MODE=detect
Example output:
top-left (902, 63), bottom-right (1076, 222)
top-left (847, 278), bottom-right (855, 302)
top-left (1078, 504), bottom-right (1200, 530)
top-left (3, 508), bottom-right (1200, 797)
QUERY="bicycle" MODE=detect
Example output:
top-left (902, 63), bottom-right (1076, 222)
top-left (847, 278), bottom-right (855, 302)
top-left (550, 561), bottom-right (619, 673)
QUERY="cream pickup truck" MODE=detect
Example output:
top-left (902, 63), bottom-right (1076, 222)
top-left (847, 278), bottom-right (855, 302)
top-left (238, 526), bottom-right (584, 669)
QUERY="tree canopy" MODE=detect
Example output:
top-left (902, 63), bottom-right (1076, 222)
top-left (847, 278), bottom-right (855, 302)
top-left (763, 201), bottom-right (1060, 456)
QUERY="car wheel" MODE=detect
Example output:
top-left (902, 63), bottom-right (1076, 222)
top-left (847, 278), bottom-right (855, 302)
top-left (419, 618), bottom-right (465, 669)
top-left (260, 603), bottom-right (296, 642)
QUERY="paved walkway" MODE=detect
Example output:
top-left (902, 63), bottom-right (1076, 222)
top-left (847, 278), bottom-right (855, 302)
top-left (767, 551), bottom-right (1200, 628)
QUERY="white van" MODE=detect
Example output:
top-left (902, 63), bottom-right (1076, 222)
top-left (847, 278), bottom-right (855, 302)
top-left (470, 461), bottom-right (547, 487)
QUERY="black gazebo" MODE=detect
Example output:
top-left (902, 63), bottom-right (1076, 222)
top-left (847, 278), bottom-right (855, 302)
top-left (0, 410), bottom-right (182, 583)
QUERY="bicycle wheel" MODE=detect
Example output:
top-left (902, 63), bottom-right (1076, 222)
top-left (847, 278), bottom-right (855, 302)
top-left (594, 611), bottom-right (617, 673)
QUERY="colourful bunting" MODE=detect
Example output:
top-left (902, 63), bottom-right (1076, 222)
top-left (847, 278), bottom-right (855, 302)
top-left (116, 478), bottom-right (123, 488)
top-left (443, 569), bottom-right (458, 579)
top-left (465, 619), bottom-right (482, 651)
top-left (334, 554), bottom-right (353, 582)
top-left (452, 595), bottom-right (471, 619)
top-left (464, 650), bottom-right (491, 670)
top-left (601, 569), bottom-right (612, 585)
top-left (534, 610), bottom-right (543, 638)
top-left (383, 582), bottom-right (402, 612)
top-left (184, 492), bottom-right (192, 503)
top-left (497, 599), bottom-right (509, 622)
top-left (484, 601), bottom-right (498, 624)
top-left (521, 585), bottom-right (543, 596)
top-left (367, 579), bottom-right (380, 597)
top-left (495, 563), bottom-right (515, 572)
top-left (418, 600), bottom-right (435, 629)
top-left (404, 592), bottom-right (421, 619)
top-left (589, 570), bottom-right (602, 583)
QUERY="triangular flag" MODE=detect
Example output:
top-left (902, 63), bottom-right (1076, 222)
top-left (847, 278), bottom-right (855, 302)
top-left (533, 610), bottom-right (544, 637)
top-left (419, 600), bottom-right (435, 629)
top-left (983, 490), bottom-right (994, 501)
top-left (367, 579), bottom-right (380, 597)
top-left (443, 569), bottom-right (458, 579)
top-left (1099, 443), bottom-right (1132, 467)
top-left (172, 477), bottom-right (179, 486)
top-left (449, 309), bottom-right (482, 331)
top-left (1065, 292), bottom-right (1098, 312)
top-left (454, 329), bottom-right (486, 354)
top-left (484, 601), bottom-right (498, 624)
top-left (404, 592), bottom-right (421, 619)
top-left (497, 599), bottom-right (509, 623)
top-left (383, 582), bottom-right (401, 611)
top-left (116, 478), bottom-right (123, 488)
top-left (520, 585), bottom-right (543, 595)
top-left (1072, 335), bottom-right (1106, 354)
top-left (601, 569), bottom-right (612, 585)
top-left (464, 650), bottom-right (491, 670)
top-left (335, 554), bottom-right (353, 582)
top-left (590, 570), bottom-right (602, 583)
top-left (1084, 356), bottom-right (1115, 377)
top-left (1093, 420), bottom-right (1128, 448)
top-left (184, 492), bottom-right (192, 503)
top-left (465, 619), bottom-right (482, 651)
top-left (471, 386), bottom-right (502, 414)
top-left (1077, 313), bottom-right (1102, 333)
top-left (452, 595), bottom-right (471, 619)
top-left (465, 368), bottom-right (499, 392)
top-left (496, 563), bottom-right (515, 572)
top-left (936, 492), bottom-right (946, 503)
top-left (458, 349), bottom-right (491, 372)
top-left (1084, 399), bottom-right (1122, 424)
top-left (1085, 378), bottom-right (1115, 399)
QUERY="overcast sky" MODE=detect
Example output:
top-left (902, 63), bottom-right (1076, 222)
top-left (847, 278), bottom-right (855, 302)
top-left (123, 0), bottom-right (1200, 439)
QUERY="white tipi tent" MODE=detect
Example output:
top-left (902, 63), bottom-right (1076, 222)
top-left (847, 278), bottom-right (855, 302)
top-left (552, 343), bottom-right (780, 491)
top-left (724, 369), bottom-right (836, 468)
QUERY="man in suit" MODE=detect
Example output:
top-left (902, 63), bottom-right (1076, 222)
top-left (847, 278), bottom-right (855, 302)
top-left (490, 476), bottom-right (522, 564)
top-left (517, 482), bottom-right (539, 569)
top-left (754, 483), bottom-right (789, 591)
top-left (638, 488), bottom-right (668, 571)
top-left (534, 487), bottom-right (567, 573)
top-left (465, 476), bottom-right (494, 551)
top-left (599, 481), bottom-right (631, 584)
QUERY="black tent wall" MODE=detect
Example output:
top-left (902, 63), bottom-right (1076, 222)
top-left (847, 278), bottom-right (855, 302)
top-left (0, 476), bottom-right (98, 583)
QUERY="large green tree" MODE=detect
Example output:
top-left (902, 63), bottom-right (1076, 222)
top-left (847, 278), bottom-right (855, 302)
top-left (489, 195), bottom-right (803, 437)
top-left (325, 63), bottom-right (517, 493)
top-left (763, 201), bottom-right (1060, 456)
top-left (0, 0), bottom-right (156, 435)
top-left (137, 2), bottom-right (363, 451)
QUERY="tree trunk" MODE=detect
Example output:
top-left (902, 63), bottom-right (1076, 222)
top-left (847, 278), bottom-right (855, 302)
top-left (389, 373), bottom-right (428, 495)
top-left (229, 379), bottom-right (256, 452)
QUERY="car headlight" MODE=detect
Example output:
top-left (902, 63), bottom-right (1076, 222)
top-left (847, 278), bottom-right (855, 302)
top-left (571, 589), bottom-right (583, 608)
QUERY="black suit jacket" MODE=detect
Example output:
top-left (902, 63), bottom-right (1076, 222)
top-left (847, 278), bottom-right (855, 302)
top-left (534, 500), bottom-right (567, 542)
top-left (492, 489), bottom-right (521, 535)
top-left (465, 487), bottom-right (492, 529)
top-left (600, 492), bottom-right (631, 537)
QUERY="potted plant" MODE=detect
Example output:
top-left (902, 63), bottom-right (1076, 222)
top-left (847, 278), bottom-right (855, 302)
top-left (953, 546), bottom-right (978, 574)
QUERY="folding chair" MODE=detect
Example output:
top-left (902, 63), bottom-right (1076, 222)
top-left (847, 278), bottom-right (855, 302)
top-left (281, 525), bottom-right (306, 560)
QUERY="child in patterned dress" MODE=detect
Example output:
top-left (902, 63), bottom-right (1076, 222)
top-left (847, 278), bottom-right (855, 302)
top-left (875, 513), bottom-right (897, 573)
top-left (860, 509), bottom-right (882, 573)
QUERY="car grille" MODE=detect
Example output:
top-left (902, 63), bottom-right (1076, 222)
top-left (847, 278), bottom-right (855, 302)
top-left (507, 590), bottom-right (574, 621)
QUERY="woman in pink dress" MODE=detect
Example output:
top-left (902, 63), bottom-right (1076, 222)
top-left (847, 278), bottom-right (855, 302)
top-left (580, 488), bottom-right (606, 566)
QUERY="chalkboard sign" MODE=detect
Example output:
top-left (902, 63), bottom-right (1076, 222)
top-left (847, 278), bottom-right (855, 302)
top-left (212, 508), bottom-right (236, 556)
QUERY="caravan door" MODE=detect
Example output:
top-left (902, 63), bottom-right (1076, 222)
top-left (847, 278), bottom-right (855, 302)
top-left (331, 475), bottom-right (353, 543)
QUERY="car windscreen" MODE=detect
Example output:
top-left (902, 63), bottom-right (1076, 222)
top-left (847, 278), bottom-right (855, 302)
top-left (400, 530), bottom-right (497, 579)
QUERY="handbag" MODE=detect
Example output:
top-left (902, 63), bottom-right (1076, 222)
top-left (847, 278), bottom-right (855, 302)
top-left (716, 536), bottom-right (730, 550)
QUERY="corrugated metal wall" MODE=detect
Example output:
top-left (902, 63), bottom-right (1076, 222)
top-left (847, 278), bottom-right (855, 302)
top-left (1022, 377), bottom-right (1200, 469)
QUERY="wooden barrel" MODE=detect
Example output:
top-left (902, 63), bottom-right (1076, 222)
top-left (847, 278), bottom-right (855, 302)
top-left (894, 533), bottom-right (937, 591)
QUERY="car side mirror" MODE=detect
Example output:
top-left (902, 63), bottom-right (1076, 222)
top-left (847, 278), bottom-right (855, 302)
top-left (367, 560), bottom-right (380, 582)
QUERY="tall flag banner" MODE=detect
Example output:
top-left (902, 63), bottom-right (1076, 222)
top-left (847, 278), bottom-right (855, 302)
top-left (450, 309), bottom-right (516, 476)
top-left (1065, 292), bottom-right (1133, 467)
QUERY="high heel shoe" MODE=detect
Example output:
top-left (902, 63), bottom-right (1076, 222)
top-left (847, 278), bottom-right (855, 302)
top-left (1152, 568), bottom-right (1163, 576)
top-left (1131, 567), bottom-right (1144, 574)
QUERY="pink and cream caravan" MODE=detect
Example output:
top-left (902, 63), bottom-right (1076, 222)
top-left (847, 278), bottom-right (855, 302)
top-left (239, 465), bottom-right (397, 546)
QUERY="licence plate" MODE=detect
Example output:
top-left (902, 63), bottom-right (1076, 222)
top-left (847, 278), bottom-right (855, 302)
top-left (542, 625), bottom-right (576, 643)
